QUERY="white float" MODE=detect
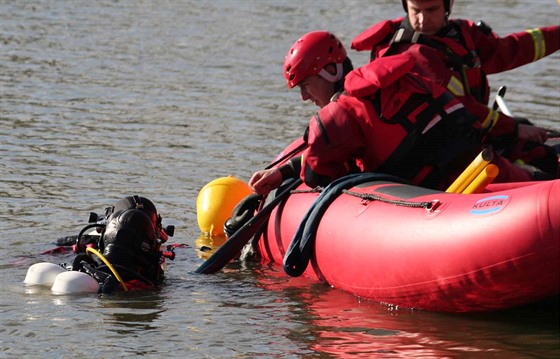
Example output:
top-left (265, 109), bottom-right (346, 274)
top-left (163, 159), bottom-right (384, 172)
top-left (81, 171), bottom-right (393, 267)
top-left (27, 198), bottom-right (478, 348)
top-left (51, 271), bottom-right (99, 295)
top-left (24, 262), bottom-right (67, 286)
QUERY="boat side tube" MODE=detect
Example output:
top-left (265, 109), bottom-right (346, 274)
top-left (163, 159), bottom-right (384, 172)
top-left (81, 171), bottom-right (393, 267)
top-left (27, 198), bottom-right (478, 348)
top-left (283, 172), bottom-right (407, 277)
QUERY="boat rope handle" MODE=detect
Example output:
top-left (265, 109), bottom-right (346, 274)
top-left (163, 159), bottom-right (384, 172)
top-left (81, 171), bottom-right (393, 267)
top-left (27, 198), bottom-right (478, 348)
top-left (341, 190), bottom-right (434, 209)
top-left (86, 247), bottom-right (128, 292)
top-left (291, 187), bottom-right (323, 194)
top-left (290, 186), bottom-right (434, 209)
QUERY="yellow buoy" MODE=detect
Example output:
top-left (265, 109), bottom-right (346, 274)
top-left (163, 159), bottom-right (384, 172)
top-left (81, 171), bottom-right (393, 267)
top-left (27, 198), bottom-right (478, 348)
top-left (196, 176), bottom-right (252, 237)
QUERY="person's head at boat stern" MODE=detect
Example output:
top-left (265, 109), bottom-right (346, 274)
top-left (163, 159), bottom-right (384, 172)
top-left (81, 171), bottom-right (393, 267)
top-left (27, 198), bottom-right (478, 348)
top-left (401, 0), bottom-right (452, 35)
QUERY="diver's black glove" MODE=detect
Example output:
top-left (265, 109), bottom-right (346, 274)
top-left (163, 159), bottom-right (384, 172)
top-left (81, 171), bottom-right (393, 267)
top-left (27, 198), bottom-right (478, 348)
top-left (223, 193), bottom-right (262, 238)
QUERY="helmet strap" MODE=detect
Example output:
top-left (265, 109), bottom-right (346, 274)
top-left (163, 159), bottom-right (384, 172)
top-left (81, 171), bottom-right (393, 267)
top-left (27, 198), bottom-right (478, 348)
top-left (318, 63), bottom-right (343, 83)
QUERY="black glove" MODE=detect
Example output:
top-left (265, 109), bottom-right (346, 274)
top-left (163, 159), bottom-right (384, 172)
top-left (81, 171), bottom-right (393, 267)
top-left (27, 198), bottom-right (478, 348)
top-left (223, 193), bottom-right (262, 238)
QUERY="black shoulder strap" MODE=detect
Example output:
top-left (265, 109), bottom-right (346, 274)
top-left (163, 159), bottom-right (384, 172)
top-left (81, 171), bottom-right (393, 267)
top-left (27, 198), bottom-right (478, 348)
top-left (386, 24), bottom-right (478, 71)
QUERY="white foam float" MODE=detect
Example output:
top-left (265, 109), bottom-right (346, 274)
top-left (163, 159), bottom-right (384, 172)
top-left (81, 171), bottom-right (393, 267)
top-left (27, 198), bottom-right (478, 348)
top-left (51, 271), bottom-right (99, 295)
top-left (24, 262), bottom-right (67, 287)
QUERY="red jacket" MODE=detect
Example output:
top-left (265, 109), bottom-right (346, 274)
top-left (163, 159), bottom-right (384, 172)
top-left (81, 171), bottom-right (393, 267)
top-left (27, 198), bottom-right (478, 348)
top-left (351, 18), bottom-right (560, 139)
top-left (301, 53), bottom-right (486, 190)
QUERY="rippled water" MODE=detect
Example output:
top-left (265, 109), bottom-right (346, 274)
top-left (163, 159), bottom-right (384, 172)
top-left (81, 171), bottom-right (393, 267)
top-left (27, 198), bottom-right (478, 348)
top-left (1, 1), bottom-right (559, 358)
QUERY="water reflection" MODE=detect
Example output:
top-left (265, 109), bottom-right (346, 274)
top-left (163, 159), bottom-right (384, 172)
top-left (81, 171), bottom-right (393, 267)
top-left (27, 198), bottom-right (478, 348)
top-left (254, 266), bottom-right (560, 358)
top-left (99, 292), bottom-right (166, 333)
top-left (195, 233), bottom-right (227, 260)
top-left (22, 284), bottom-right (166, 332)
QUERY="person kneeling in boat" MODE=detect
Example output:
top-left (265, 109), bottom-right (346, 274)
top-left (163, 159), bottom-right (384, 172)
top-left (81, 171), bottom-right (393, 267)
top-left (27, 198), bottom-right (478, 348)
top-left (351, 0), bottom-right (559, 178)
top-left (249, 31), bottom-right (537, 195)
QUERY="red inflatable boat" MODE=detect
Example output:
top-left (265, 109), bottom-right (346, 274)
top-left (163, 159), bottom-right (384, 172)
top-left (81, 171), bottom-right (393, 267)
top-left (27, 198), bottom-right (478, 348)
top-left (257, 140), bottom-right (560, 313)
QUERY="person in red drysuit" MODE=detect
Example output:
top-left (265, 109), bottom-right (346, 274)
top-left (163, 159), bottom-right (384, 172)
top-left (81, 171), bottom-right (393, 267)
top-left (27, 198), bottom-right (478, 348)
top-left (249, 31), bottom-right (535, 194)
top-left (351, 0), bottom-right (559, 178)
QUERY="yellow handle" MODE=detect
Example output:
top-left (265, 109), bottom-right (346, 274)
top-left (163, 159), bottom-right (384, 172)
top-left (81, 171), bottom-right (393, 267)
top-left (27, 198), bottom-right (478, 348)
top-left (446, 149), bottom-right (494, 193)
top-left (462, 164), bottom-right (499, 194)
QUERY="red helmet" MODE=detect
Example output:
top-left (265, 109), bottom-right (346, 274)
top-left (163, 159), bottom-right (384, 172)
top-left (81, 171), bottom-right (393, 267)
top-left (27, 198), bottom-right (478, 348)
top-left (401, 0), bottom-right (453, 14)
top-left (283, 31), bottom-right (347, 88)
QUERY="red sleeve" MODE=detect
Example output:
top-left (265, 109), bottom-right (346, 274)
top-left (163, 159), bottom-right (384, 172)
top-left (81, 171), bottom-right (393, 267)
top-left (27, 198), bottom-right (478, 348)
top-left (459, 96), bottom-right (517, 137)
top-left (301, 102), bottom-right (365, 188)
top-left (468, 22), bottom-right (560, 74)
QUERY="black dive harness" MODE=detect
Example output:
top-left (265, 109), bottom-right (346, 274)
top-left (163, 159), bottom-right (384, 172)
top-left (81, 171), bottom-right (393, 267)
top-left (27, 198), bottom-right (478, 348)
top-left (384, 18), bottom-right (488, 102)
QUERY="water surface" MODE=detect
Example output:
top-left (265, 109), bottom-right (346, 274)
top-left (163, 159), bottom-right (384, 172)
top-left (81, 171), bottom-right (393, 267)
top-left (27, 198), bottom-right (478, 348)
top-left (1, 1), bottom-right (559, 358)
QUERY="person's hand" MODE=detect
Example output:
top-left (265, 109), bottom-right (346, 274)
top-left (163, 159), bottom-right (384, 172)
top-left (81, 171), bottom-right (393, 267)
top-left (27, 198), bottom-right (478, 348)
top-left (517, 124), bottom-right (548, 143)
top-left (249, 168), bottom-right (282, 195)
